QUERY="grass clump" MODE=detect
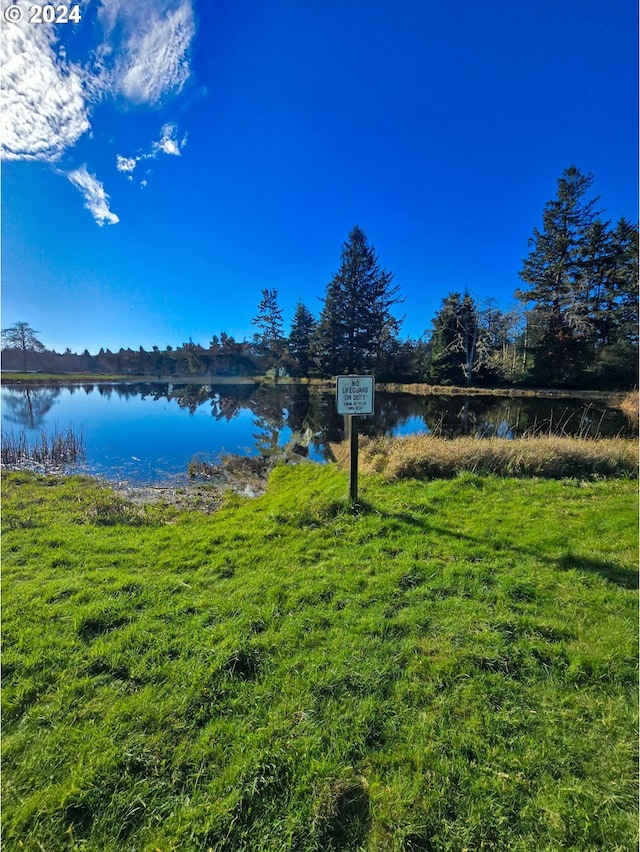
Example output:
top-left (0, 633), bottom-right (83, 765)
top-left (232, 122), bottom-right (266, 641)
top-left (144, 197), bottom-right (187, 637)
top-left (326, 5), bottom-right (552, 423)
top-left (2, 465), bottom-right (638, 850)
top-left (333, 434), bottom-right (638, 481)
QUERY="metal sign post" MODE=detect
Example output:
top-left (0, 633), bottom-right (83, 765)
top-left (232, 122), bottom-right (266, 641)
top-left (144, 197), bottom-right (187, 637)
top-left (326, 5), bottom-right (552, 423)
top-left (336, 376), bottom-right (375, 502)
top-left (349, 414), bottom-right (358, 501)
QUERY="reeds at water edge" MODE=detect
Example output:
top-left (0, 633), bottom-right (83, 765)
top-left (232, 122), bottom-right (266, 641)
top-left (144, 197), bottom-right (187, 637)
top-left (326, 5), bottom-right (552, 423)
top-left (1, 425), bottom-right (85, 470)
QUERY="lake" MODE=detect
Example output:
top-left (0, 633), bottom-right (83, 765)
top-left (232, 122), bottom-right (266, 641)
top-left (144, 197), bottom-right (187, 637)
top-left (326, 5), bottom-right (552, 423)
top-left (1, 381), bottom-right (631, 485)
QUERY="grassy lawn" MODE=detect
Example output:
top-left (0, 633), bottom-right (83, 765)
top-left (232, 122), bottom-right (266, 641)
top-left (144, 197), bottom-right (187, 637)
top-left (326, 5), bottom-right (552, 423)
top-left (2, 466), bottom-right (638, 851)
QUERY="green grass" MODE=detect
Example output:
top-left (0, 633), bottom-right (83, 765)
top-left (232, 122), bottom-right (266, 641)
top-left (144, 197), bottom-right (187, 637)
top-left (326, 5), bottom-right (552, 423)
top-left (2, 466), bottom-right (638, 851)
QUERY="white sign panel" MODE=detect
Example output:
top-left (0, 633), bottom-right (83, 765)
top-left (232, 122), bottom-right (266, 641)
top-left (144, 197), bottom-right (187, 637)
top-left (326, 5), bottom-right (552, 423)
top-left (336, 375), bottom-right (375, 415)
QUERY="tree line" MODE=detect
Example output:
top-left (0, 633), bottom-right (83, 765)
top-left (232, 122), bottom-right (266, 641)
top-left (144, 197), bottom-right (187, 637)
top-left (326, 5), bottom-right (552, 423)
top-left (3, 167), bottom-right (638, 389)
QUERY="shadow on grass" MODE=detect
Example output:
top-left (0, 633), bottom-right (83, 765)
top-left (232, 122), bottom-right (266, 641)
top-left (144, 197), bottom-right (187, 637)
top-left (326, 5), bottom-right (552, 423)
top-left (555, 552), bottom-right (638, 590)
top-left (313, 775), bottom-right (372, 850)
top-left (373, 508), bottom-right (638, 591)
top-left (346, 498), bottom-right (379, 516)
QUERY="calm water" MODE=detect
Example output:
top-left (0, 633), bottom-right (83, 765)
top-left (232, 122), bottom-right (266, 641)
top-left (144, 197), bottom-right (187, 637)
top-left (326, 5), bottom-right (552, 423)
top-left (1, 382), bottom-right (630, 485)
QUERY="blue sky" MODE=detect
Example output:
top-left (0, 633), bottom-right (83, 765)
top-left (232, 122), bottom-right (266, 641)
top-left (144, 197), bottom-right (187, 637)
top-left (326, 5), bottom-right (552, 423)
top-left (2, 0), bottom-right (637, 355)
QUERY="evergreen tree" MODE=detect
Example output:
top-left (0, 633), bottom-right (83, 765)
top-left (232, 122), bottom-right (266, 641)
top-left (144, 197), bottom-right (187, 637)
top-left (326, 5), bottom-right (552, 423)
top-left (176, 339), bottom-right (204, 374)
top-left (388, 337), bottom-right (426, 382)
top-left (516, 166), bottom-right (600, 385)
top-left (427, 293), bottom-right (466, 384)
top-left (313, 226), bottom-right (402, 375)
top-left (288, 301), bottom-right (316, 377)
top-left (251, 288), bottom-right (285, 371)
top-left (458, 292), bottom-right (482, 386)
top-left (609, 219), bottom-right (639, 349)
top-left (517, 166), bottom-right (638, 387)
top-left (585, 217), bottom-right (639, 385)
top-left (427, 292), bottom-right (482, 385)
top-left (426, 292), bottom-right (500, 386)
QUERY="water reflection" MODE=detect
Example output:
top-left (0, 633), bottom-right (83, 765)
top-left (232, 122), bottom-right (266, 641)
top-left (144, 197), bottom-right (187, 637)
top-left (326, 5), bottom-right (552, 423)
top-left (0, 382), bottom-right (631, 484)
top-left (3, 383), bottom-right (630, 440)
top-left (2, 386), bottom-right (61, 429)
top-left (412, 394), bottom-right (619, 440)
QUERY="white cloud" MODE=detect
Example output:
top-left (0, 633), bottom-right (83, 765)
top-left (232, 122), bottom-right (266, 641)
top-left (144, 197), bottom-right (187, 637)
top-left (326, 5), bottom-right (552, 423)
top-left (152, 123), bottom-right (181, 156)
top-left (116, 154), bottom-right (138, 173)
top-left (66, 165), bottom-right (120, 226)
top-left (0, 0), bottom-right (196, 159)
top-left (116, 122), bottom-right (187, 185)
top-left (0, 0), bottom-right (195, 224)
top-left (0, 5), bottom-right (90, 161)
top-left (98, 0), bottom-right (195, 106)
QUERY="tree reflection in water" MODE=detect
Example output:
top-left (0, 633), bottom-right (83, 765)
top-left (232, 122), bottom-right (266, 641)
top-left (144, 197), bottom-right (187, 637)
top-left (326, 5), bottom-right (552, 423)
top-left (0, 382), bottom-right (632, 483)
top-left (2, 387), bottom-right (61, 429)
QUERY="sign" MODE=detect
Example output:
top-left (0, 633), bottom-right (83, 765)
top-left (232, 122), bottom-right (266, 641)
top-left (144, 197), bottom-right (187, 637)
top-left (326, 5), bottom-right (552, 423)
top-left (336, 375), bottom-right (375, 502)
top-left (336, 375), bottom-right (375, 416)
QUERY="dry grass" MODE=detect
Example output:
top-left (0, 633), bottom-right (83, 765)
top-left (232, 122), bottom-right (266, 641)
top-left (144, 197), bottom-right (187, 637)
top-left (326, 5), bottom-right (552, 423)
top-left (330, 433), bottom-right (638, 480)
top-left (376, 382), bottom-right (627, 403)
top-left (619, 390), bottom-right (639, 429)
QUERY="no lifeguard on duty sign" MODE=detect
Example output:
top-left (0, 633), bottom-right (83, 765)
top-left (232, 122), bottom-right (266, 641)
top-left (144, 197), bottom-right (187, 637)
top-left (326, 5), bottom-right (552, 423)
top-left (336, 375), bottom-right (375, 416)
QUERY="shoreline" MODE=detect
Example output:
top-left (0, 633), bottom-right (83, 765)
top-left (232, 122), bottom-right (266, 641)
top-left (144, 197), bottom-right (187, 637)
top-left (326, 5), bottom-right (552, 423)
top-left (1, 372), bottom-right (629, 406)
top-left (0, 450), bottom-right (300, 508)
top-left (3, 430), bottom-right (636, 509)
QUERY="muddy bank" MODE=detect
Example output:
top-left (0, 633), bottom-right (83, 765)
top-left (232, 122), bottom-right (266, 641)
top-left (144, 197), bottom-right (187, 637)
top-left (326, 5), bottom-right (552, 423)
top-left (2, 452), bottom-right (314, 511)
top-left (113, 455), bottom-right (275, 510)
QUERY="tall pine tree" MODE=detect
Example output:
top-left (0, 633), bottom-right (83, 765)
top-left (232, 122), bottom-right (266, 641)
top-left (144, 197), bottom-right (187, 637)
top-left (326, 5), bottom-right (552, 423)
top-left (288, 301), bottom-right (316, 377)
top-left (427, 293), bottom-right (466, 384)
top-left (584, 217), bottom-right (639, 385)
top-left (426, 292), bottom-right (507, 386)
top-left (517, 166), bottom-right (638, 387)
top-left (312, 226), bottom-right (402, 376)
top-left (516, 166), bottom-right (599, 385)
top-left (251, 288), bottom-right (285, 372)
